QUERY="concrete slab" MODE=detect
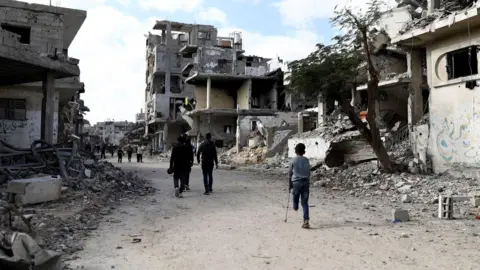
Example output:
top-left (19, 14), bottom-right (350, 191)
top-left (392, 209), bottom-right (410, 222)
top-left (7, 176), bottom-right (61, 205)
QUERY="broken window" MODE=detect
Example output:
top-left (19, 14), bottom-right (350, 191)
top-left (198, 31), bottom-right (211, 40)
top-left (251, 120), bottom-right (257, 131)
top-left (246, 62), bottom-right (252, 67)
top-left (446, 46), bottom-right (478, 79)
top-left (1, 24), bottom-right (30, 44)
top-left (0, 98), bottom-right (26, 120)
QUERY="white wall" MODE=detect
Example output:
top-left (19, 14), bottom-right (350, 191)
top-left (426, 28), bottom-right (480, 172)
top-left (0, 87), bottom-right (59, 148)
top-left (287, 137), bottom-right (329, 159)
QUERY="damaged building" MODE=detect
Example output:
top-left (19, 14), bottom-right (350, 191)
top-left (392, 0), bottom-right (480, 174)
top-left (0, 0), bottom-right (87, 148)
top-left (145, 20), bottom-right (296, 151)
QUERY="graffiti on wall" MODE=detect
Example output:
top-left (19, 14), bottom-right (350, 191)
top-left (435, 113), bottom-right (478, 162)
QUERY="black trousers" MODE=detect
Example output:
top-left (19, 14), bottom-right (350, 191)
top-left (173, 172), bottom-right (187, 193)
top-left (127, 152), bottom-right (132, 162)
top-left (202, 165), bottom-right (214, 192)
top-left (100, 152), bottom-right (106, 159)
top-left (118, 154), bottom-right (123, 163)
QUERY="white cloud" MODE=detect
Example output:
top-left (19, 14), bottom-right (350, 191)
top-left (198, 7), bottom-right (227, 25)
top-left (138, 0), bottom-right (203, 13)
top-left (273, 0), bottom-right (398, 28)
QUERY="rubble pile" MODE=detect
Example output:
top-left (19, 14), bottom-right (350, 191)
top-left (79, 161), bottom-right (154, 196)
top-left (0, 151), bottom-right (155, 263)
top-left (312, 160), bottom-right (480, 205)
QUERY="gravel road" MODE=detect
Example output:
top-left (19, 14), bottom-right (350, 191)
top-left (68, 160), bottom-right (480, 269)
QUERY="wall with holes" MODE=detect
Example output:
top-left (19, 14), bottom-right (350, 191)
top-left (0, 5), bottom-right (64, 54)
top-left (0, 86), bottom-right (59, 148)
top-left (287, 137), bottom-right (329, 159)
top-left (426, 29), bottom-right (480, 172)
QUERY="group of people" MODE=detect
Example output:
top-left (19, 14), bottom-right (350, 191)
top-left (168, 133), bottom-right (218, 198)
top-left (117, 144), bottom-right (146, 163)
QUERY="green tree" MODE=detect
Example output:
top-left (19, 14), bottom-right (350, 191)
top-left (288, 0), bottom-right (394, 172)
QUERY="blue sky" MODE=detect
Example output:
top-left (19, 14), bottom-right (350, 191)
top-left (25, 0), bottom-right (371, 123)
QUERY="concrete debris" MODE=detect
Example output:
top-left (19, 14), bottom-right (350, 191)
top-left (0, 230), bottom-right (62, 269)
top-left (0, 144), bottom-right (155, 260)
top-left (392, 209), bottom-right (410, 222)
top-left (402, 194), bottom-right (413, 203)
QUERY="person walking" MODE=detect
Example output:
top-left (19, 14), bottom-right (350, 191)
top-left (196, 133), bottom-right (218, 195)
top-left (168, 136), bottom-right (191, 198)
top-left (137, 145), bottom-right (144, 163)
top-left (117, 148), bottom-right (124, 163)
top-left (181, 134), bottom-right (194, 191)
top-left (100, 144), bottom-right (106, 159)
top-left (288, 143), bottom-right (311, 229)
top-left (126, 144), bottom-right (133, 162)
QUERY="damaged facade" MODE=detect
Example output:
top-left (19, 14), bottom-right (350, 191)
top-left (145, 20), bottom-right (295, 152)
top-left (0, 0), bottom-right (87, 148)
top-left (392, 0), bottom-right (480, 173)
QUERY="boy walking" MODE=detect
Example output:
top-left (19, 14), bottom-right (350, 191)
top-left (288, 143), bottom-right (311, 229)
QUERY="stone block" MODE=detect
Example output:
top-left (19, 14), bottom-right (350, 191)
top-left (84, 169), bottom-right (92, 178)
top-left (471, 196), bottom-right (480, 207)
top-left (392, 209), bottom-right (410, 222)
top-left (7, 176), bottom-right (61, 205)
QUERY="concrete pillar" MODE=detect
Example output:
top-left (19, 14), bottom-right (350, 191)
top-left (318, 97), bottom-right (327, 126)
top-left (297, 112), bottom-right (304, 134)
top-left (407, 49), bottom-right (424, 126)
top-left (162, 123), bottom-right (168, 150)
top-left (165, 22), bottom-right (172, 95)
top-left (41, 72), bottom-right (55, 143)
top-left (428, 0), bottom-right (440, 14)
top-left (206, 77), bottom-right (211, 109)
top-left (236, 104), bottom-right (240, 153)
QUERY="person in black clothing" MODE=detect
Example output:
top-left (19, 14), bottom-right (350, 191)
top-left (85, 142), bottom-right (92, 153)
top-left (126, 145), bottom-right (133, 162)
top-left (168, 136), bottom-right (193, 198)
top-left (181, 134), bottom-right (194, 191)
top-left (196, 133), bottom-right (218, 195)
top-left (117, 148), bottom-right (124, 163)
top-left (100, 144), bottom-right (106, 159)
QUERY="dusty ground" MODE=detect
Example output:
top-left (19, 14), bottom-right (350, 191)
top-left (67, 160), bottom-right (480, 269)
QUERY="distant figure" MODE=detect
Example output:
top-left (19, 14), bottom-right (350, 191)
top-left (137, 145), bottom-right (144, 163)
top-left (100, 144), bottom-right (106, 159)
top-left (110, 144), bottom-right (114, 157)
top-left (196, 133), bottom-right (218, 195)
top-left (288, 143), bottom-right (311, 229)
top-left (126, 145), bottom-right (133, 162)
top-left (117, 148), bottom-right (124, 163)
top-left (85, 142), bottom-right (92, 153)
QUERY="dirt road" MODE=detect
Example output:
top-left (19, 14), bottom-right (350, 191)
top-left (68, 160), bottom-right (480, 269)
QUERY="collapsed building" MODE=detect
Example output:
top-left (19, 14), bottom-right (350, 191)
top-left (144, 20), bottom-right (297, 152)
top-left (0, 0), bottom-right (87, 148)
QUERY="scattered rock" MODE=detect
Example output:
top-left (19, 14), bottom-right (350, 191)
top-left (402, 194), bottom-right (413, 203)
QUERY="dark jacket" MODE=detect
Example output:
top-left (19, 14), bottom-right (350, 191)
top-left (184, 140), bottom-right (194, 169)
top-left (170, 143), bottom-right (192, 176)
top-left (196, 140), bottom-right (218, 167)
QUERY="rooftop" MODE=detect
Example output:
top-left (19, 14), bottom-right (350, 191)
top-left (392, 3), bottom-right (480, 46)
top-left (153, 20), bottom-right (214, 32)
top-left (0, 0), bottom-right (87, 49)
top-left (185, 72), bottom-right (276, 84)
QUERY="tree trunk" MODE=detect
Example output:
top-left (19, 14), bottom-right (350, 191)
top-left (339, 94), bottom-right (394, 173)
